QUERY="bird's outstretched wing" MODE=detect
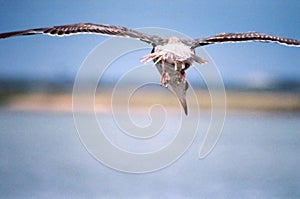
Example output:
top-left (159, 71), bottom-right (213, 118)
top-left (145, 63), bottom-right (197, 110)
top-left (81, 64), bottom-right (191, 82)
top-left (189, 32), bottom-right (300, 48)
top-left (0, 23), bottom-right (165, 46)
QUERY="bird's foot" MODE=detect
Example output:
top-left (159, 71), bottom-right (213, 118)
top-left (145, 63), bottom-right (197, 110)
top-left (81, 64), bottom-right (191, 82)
top-left (160, 71), bottom-right (170, 87)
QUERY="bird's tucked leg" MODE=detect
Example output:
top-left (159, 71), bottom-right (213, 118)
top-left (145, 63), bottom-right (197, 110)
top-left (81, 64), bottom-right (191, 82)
top-left (160, 72), bottom-right (170, 87)
top-left (174, 61), bottom-right (178, 71)
top-left (141, 52), bottom-right (171, 87)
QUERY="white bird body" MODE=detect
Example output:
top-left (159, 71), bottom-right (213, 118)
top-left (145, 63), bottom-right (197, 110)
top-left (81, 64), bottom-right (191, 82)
top-left (156, 37), bottom-right (193, 62)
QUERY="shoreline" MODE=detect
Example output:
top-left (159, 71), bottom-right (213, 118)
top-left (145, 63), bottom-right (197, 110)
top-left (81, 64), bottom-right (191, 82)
top-left (1, 89), bottom-right (300, 113)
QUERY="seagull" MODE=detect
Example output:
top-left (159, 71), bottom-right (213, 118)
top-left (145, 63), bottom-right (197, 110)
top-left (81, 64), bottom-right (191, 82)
top-left (0, 23), bottom-right (299, 115)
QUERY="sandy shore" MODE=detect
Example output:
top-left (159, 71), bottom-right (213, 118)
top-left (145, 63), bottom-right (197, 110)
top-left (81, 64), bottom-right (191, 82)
top-left (2, 89), bottom-right (300, 113)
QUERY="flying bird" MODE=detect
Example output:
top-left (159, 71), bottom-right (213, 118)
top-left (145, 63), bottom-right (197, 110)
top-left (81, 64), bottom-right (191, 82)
top-left (0, 23), bottom-right (299, 115)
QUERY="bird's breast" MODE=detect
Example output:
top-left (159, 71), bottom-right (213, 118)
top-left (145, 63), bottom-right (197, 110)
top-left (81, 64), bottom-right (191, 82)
top-left (154, 42), bottom-right (194, 64)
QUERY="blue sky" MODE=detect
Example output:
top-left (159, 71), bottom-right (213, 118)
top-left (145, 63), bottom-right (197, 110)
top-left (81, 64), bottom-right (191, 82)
top-left (0, 0), bottom-right (299, 84)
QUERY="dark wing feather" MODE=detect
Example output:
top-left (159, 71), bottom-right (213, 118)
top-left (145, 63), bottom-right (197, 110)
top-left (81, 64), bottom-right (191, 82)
top-left (190, 32), bottom-right (300, 48)
top-left (0, 23), bottom-right (164, 46)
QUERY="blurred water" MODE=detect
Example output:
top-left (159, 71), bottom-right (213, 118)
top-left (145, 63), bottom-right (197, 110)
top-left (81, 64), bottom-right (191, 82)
top-left (0, 110), bottom-right (299, 198)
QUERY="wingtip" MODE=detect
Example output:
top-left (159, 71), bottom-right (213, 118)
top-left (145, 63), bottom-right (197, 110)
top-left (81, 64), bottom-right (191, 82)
top-left (0, 32), bottom-right (13, 39)
top-left (0, 30), bottom-right (41, 39)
